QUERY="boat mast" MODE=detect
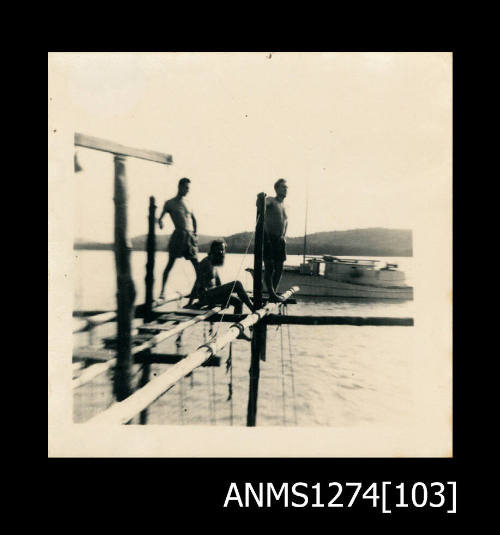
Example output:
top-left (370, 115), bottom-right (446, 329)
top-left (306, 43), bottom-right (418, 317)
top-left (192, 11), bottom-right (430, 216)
top-left (302, 174), bottom-right (309, 264)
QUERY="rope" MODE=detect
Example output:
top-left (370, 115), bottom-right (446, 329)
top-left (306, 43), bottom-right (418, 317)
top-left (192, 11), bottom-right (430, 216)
top-left (225, 342), bottom-right (234, 426)
top-left (284, 304), bottom-right (298, 426)
top-left (179, 375), bottom-right (184, 424)
top-left (203, 323), bottom-right (216, 425)
top-left (176, 333), bottom-right (185, 424)
top-left (210, 365), bottom-right (217, 424)
top-left (279, 323), bottom-right (287, 426)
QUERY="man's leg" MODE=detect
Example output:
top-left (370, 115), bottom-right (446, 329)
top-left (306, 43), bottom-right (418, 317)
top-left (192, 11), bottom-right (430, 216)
top-left (159, 254), bottom-right (176, 298)
top-left (264, 259), bottom-right (283, 302)
top-left (189, 257), bottom-right (199, 277)
top-left (227, 296), bottom-right (252, 341)
top-left (203, 282), bottom-right (254, 312)
top-left (273, 261), bottom-right (284, 294)
top-left (203, 284), bottom-right (252, 341)
top-left (231, 280), bottom-right (255, 312)
top-left (228, 295), bottom-right (243, 315)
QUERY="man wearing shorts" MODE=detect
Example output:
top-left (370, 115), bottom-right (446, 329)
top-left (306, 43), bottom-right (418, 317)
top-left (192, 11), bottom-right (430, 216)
top-left (158, 177), bottom-right (199, 299)
top-left (263, 178), bottom-right (288, 302)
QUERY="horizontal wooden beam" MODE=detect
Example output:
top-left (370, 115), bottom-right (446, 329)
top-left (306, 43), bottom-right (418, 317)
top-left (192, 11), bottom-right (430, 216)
top-left (135, 353), bottom-right (221, 367)
top-left (75, 133), bottom-right (173, 165)
top-left (73, 346), bottom-right (116, 362)
top-left (73, 293), bottom-right (188, 333)
top-left (266, 315), bottom-right (414, 326)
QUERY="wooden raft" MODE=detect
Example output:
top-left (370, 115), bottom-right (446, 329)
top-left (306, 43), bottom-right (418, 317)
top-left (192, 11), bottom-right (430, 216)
top-left (72, 306), bottom-right (224, 389)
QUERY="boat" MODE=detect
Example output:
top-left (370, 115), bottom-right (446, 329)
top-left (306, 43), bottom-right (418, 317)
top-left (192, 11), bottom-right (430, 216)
top-left (276, 255), bottom-right (413, 299)
top-left (247, 255), bottom-right (413, 300)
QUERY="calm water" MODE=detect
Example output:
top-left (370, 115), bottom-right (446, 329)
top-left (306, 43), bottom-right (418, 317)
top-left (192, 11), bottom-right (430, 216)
top-left (73, 251), bottom-right (415, 427)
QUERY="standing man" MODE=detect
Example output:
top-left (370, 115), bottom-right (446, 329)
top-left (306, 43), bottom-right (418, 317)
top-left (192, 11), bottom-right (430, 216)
top-left (158, 177), bottom-right (199, 299)
top-left (263, 178), bottom-right (288, 302)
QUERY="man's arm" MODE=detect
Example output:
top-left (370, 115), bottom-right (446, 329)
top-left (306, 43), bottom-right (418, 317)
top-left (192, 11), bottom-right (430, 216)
top-left (186, 259), bottom-right (204, 305)
top-left (191, 212), bottom-right (197, 235)
top-left (158, 201), bottom-right (169, 229)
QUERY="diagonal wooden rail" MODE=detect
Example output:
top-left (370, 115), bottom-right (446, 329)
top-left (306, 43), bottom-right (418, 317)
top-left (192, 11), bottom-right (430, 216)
top-left (86, 286), bottom-right (300, 425)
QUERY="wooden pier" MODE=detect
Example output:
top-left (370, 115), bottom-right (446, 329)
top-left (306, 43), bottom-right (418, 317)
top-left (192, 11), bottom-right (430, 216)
top-left (72, 133), bottom-right (414, 427)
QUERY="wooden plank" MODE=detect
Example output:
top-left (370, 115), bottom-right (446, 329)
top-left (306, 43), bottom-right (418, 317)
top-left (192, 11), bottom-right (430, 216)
top-left (155, 314), bottom-right (194, 322)
top-left (138, 322), bottom-right (188, 332)
top-left (72, 362), bottom-right (84, 376)
top-left (73, 310), bottom-right (110, 317)
top-left (170, 308), bottom-right (210, 315)
top-left (75, 133), bottom-right (173, 165)
top-left (265, 315), bottom-right (414, 326)
top-left (72, 359), bottom-right (115, 389)
top-left (73, 294), bottom-right (189, 332)
top-left (73, 347), bottom-right (116, 362)
top-left (135, 353), bottom-right (221, 367)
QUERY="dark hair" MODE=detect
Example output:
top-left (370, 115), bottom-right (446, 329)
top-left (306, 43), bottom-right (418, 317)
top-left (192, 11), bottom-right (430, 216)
top-left (274, 178), bottom-right (286, 191)
top-left (178, 177), bottom-right (191, 187)
top-left (209, 239), bottom-right (226, 253)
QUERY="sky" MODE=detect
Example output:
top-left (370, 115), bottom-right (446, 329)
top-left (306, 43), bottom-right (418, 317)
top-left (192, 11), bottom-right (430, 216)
top-left (48, 52), bottom-right (452, 243)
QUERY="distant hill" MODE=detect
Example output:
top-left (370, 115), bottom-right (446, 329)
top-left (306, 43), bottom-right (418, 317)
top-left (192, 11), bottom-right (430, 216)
top-left (221, 228), bottom-right (412, 256)
top-left (130, 234), bottom-right (219, 251)
top-left (75, 228), bottom-right (412, 256)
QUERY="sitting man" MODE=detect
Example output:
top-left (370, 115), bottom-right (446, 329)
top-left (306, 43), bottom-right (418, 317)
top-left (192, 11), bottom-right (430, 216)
top-left (187, 239), bottom-right (256, 317)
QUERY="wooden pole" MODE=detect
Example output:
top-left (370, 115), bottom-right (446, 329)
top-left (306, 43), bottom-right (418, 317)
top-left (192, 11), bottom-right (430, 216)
top-left (113, 155), bottom-right (136, 403)
top-left (144, 196), bottom-right (156, 322)
top-left (247, 192), bottom-right (266, 427)
top-left (139, 196), bottom-right (156, 424)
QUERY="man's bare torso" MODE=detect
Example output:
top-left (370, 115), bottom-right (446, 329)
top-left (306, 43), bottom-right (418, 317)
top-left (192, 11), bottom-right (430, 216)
top-left (165, 197), bottom-right (194, 232)
top-left (264, 197), bottom-right (288, 237)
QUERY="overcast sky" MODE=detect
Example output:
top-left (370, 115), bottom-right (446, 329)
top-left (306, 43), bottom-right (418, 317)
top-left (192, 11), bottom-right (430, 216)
top-left (49, 52), bottom-right (452, 243)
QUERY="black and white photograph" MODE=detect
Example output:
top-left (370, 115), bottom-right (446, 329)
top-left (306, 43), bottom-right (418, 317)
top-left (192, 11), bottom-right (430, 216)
top-left (48, 52), bottom-right (452, 458)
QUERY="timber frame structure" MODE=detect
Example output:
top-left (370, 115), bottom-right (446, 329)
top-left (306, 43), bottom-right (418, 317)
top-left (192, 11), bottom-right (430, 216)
top-left (72, 133), bottom-right (414, 427)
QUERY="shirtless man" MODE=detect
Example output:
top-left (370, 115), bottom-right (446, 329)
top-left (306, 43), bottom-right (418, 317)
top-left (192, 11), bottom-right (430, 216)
top-left (187, 239), bottom-right (255, 319)
top-left (158, 177), bottom-right (199, 299)
top-left (263, 178), bottom-right (288, 302)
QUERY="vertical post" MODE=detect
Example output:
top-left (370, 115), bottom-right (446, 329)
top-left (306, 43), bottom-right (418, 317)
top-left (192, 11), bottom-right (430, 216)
top-left (113, 155), bottom-right (136, 404)
top-left (144, 196), bottom-right (156, 322)
top-left (247, 192), bottom-right (266, 427)
top-left (139, 196), bottom-right (156, 424)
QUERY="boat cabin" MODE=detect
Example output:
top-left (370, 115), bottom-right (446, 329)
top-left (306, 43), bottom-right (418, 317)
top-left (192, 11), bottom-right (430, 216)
top-left (290, 256), bottom-right (407, 288)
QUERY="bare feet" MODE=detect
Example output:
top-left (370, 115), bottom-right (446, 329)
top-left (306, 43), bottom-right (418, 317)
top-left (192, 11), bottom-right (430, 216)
top-left (236, 329), bottom-right (252, 342)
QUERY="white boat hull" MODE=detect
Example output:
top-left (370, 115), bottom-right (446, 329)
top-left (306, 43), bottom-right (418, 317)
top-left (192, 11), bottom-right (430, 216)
top-left (277, 271), bottom-right (413, 300)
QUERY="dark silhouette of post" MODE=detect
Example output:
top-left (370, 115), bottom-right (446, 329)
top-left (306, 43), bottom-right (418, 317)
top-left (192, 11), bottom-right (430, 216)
top-left (139, 196), bottom-right (156, 424)
top-left (113, 155), bottom-right (136, 404)
top-left (247, 192), bottom-right (266, 426)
